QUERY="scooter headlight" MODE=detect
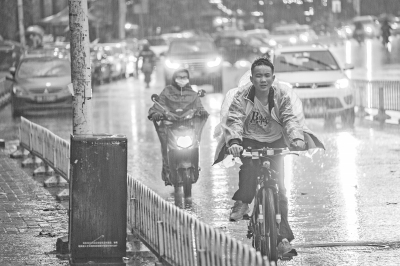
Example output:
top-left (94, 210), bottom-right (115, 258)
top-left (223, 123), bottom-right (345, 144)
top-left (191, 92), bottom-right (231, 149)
top-left (176, 136), bottom-right (193, 148)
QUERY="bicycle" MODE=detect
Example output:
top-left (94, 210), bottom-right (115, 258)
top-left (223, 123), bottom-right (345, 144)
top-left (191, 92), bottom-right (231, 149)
top-left (243, 147), bottom-right (297, 264)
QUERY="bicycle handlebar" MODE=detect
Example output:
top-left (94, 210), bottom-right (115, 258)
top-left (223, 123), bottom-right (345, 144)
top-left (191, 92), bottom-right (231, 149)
top-left (241, 147), bottom-right (298, 158)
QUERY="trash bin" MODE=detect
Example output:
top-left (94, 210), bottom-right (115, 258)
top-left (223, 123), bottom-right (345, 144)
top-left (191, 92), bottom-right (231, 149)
top-left (69, 134), bottom-right (127, 265)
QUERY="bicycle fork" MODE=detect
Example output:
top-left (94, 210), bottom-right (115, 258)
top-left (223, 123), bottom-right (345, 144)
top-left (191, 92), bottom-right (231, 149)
top-left (261, 161), bottom-right (282, 229)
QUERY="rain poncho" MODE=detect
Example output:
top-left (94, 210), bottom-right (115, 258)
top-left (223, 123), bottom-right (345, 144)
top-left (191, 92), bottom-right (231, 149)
top-left (148, 69), bottom-right (208, 183)
top-left (213, 70), bottom-right (325, 165)
top-left (148, 69), bottom-right (206, 118)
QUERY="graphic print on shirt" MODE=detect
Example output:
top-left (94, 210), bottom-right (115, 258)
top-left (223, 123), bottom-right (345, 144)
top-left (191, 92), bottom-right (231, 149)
top-left (248, 109), bottom-right (272, 134)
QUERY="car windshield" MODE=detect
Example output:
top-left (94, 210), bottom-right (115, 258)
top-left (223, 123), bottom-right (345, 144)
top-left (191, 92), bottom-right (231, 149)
top-left (17, 58), bottom-right (71, 78)
top-left (274, 51), bottom-right (339, 72)
top-left (0, 50), bottom-right (15, 71)
top-left (147, 38), bottom-right (167, 46)
top-left (169, 40), bottom-right (216, 54)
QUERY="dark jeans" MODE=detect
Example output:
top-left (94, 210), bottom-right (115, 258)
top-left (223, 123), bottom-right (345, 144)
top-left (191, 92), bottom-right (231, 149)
top-left (232, 138), bottom-right (294, 242)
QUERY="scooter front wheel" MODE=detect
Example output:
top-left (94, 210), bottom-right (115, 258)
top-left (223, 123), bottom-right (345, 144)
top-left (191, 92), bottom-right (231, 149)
top-left (183, 169), bottom-right (192, 198)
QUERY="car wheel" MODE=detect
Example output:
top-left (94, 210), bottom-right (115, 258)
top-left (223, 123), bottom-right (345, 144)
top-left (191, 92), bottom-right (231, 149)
top-left (341, 108), bottom-right (355, 127)
top-left (211, 75), bottom-right (223, 93)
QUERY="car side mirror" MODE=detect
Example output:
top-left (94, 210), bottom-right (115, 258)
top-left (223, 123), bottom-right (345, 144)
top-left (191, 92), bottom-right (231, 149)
top-left (343, 63), bottom-right (354, 70)
top-left (197, 89), bottom-right (206, 97)
top-left (151, 94), bottom-right (160, 102)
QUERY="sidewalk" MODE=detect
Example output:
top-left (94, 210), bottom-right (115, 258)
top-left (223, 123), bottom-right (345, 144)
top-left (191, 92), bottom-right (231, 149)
top-left (0, 144), bottom-right (69, 265)
top-left (0, 143), bottom-right (157, 266)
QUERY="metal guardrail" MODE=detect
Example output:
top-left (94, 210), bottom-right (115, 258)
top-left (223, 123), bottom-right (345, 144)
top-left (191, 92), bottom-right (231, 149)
top-left (127, 175), bottom-right (272, 266)
top-left (352, 79), bottom-right (400, 112)
top-left (17, 118), bottom-right (271, 265)
top-left (19, 116), bottom-right (70, 180)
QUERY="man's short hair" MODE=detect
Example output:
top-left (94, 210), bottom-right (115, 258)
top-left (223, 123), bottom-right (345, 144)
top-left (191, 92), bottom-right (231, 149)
top-left (251, 57), bottom-right (274, 74)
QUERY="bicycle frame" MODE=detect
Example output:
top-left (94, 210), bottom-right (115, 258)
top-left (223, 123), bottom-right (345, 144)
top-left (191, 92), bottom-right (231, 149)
top-left (244, 147), bottom-right (295, 261)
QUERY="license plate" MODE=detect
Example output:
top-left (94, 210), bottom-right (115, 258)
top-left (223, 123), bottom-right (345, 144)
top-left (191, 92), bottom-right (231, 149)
top-left (190, 70), bottom-right (201, 78)
top-left (303, 105), bottom-right (326, 115)
top-left (35, 95), bottom-right (57, 102)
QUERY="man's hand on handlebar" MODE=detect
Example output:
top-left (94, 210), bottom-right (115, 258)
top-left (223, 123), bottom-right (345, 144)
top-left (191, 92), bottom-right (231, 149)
top-left (290, 139), bottom-right (306, 151)
top-left (151, 113), bottom-right (163, 121)
top-left (227, 144), bottom-right (243, 157)
top-left (198, 109), bottom-right (208, 117)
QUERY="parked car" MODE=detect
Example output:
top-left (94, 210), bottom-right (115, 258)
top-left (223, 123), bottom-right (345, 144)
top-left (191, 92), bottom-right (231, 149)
top-left (163, 37), bottom-right (223, 92)
top-left (90, 47), bottom-right (113, 85)
top-left (0, 40), bottom-right (24, 92)
top-left (272, 45), bottom-right (355, 126)
top-left (385, 15), bottom-right (400, 36)
top-left (214, 32), bottom-right (270, 66)
top-left (91, 43), bottom-right (133, 81)
top-left (268, 24), bottom-right (319, 47)
top-left (7, 54), bottom-right (72, 117)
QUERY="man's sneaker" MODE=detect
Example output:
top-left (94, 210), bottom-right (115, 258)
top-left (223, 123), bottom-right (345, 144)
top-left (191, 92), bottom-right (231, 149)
top-left (229, 200), bottom-right (250, 221)
top-left (277, 238), bottom-right (293, 257)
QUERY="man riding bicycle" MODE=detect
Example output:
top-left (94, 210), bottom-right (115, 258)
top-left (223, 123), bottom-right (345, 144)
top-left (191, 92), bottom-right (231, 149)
top-left (213, 57), bottom-right (324, 256)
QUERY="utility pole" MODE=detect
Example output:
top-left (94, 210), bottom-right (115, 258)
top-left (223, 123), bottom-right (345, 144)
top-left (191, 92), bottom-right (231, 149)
top-left (68, 3), bottom-right (127, 265)
top-left (68, 0), bottom-right (92, 135)
top-left (17, 0), bottom-right (26, 46)
top-left (353, 0), bottom-right (361, 16)
top-left (119, 0), bottom-right (126, 39)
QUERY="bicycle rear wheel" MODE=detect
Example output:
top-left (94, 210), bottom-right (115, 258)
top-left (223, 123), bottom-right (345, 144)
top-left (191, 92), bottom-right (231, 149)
top-left (263, 188), bottom-right (278, 263)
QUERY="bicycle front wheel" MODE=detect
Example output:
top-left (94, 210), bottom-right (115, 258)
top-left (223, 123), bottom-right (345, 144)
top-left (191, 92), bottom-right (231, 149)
top-left (263, 188), bottom-right (278, 262)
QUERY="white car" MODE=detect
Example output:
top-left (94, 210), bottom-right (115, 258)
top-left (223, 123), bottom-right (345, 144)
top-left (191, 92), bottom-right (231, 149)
top-left (272, 45), bottom-right (355, 126)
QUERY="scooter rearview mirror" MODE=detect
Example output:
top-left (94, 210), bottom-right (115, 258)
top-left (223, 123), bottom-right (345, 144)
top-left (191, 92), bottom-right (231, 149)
top-left (151, 94), bottom-right (160, 102)
top-left (197, 89), bottom-right (206, 97)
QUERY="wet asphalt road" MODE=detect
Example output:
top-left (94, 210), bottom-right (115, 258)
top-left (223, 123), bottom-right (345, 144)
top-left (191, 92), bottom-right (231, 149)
top-left (1, 38), bottom-right (400, 265)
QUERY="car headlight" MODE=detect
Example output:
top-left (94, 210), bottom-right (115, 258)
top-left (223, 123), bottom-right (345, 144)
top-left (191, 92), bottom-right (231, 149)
top-left (234, 60), bottom-right (251, 68)
top-left (365, 26), bottom-right (372, 33)
top-left (289, 37), bottom-right (297, 44)
top-left (299, 34), bottom-right (308, 42)
top-left (207, 57), bottom-right (222, 68)
top-left (259, 47), bottom-right (269, 54)
top-left (13, 85), bottom-right (27, 96)
top-left (335, 78), bottom-right (349, 89)
top-left (165, 59), bottom-right (180, 69)
top-left (269, 39), bottom-right (277, 46)
top-left (176, 136), bottom-right (193, 148)
top-left (345, 27), bottom-right (352, 35)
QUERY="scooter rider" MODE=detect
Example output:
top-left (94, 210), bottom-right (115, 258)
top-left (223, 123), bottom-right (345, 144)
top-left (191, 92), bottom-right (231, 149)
top-left (213, 57), bottom-right (324, 256)
top-left (381, 18), bottom-right (392, 45)
top-left (137, 43), bottom-right (156, 88)
top-left (148, 69), bottom-right (208, 185)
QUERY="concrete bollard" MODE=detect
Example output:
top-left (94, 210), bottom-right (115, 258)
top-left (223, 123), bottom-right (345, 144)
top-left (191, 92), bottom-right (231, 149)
top-left (10, 147), bottom-right (30, 159)
top-left (33, 163), bottom-right (55, 176)
top-left (21, 155), bottom-right (43, 168)
top-left (373, 86), bottom-right (391, 126)
top-left (56, 188), bottom-right (69, 201)
top-left (44, 175), bottom-right (68, 187)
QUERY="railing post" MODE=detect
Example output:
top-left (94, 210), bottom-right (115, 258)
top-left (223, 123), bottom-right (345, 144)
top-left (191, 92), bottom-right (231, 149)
top-left (356, 85), bottom-right (369, 118)
top-left (373, 86), bottom-right (391, 127)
